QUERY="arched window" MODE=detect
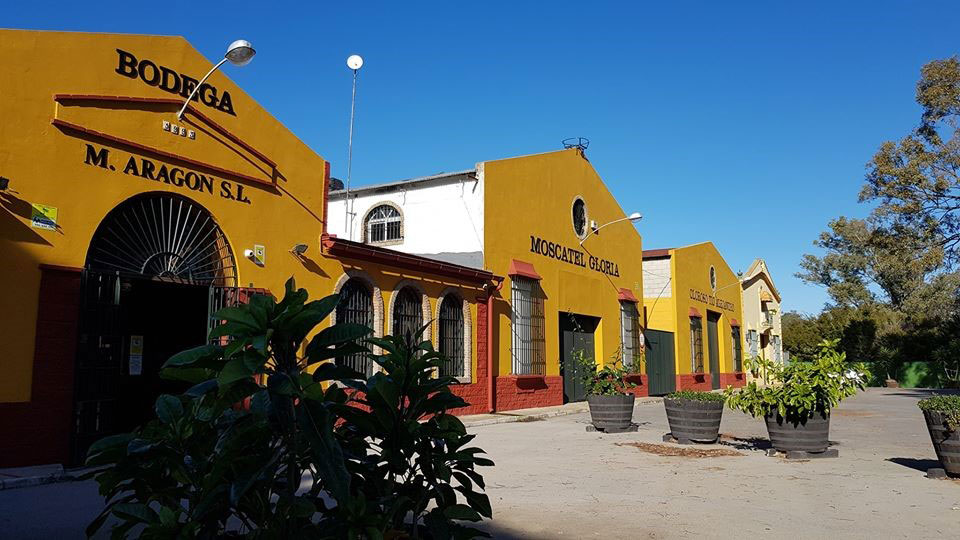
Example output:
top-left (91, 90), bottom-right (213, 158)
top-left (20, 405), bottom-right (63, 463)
top-left (337, 278), bottom-right (374, 375)
top-left (392, 286), bottom-right (423, 343)
top-left (438, 294), bottom-right (464, 377)
top-left (365, 204), bottom-right (402, 244)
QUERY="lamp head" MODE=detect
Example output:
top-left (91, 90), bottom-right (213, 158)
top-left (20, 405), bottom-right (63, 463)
top-left (291, 243), bottom-right (308, 255)
top-left (225, 40), bottom-right (256, 66)
top-left (628, 212), bottom-right (643, 220)
top-left (347, 54), bottom-right (364, 70)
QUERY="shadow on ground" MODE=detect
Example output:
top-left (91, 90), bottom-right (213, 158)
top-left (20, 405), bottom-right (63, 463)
top-left (886, 457), bottom-right (940, 473)
top-left (719, 436), bottom-right (771, 452)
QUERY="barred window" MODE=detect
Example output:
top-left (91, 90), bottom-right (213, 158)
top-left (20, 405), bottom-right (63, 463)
top-left (690, 316), bottom-right (704, 372)
top-left (365, 205), bottom-right (402, 244)
top-left (510, 276), bottom-right (546, 375)
top-left (438, 294), bottom-right (465, 377)
top-left (620, 301), bottom-right (642, 370)
top-left (747, 329), bottom-right (758, 358)
top-left (732, 326), bottom-right (742, 372)
top-left (392, 286), bottom-right (423, 343)
top-left (772, 335), bottom-right (782, 364)
top-left (336, 278), bottom-right (374, 375)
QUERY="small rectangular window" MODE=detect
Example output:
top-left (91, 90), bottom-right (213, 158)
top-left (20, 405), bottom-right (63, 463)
top-left (511, 276), bottom-right (545, 375)
top-left (620, 301), bottom-right (641, 370)
top-left (731, 326), bottom-right (742, 372)
top-left (690, 317), bottom-right (704, 372)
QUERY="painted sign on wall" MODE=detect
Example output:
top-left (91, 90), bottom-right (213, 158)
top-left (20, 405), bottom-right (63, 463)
top-left (529, 235), bottom-right (620, 277)
top-left (689, 288), bottom-right (735, 312)
top-left (115, 49), bottom-right (237, 116)
top-left (30, 203), bottom-right (58, 230)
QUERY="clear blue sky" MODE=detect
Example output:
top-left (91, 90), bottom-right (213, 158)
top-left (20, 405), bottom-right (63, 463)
top-left (7, 1), bottom-right (957, 314)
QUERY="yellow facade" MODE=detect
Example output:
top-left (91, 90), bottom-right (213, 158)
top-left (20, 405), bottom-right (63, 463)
top-left (643, 242), bottom-right (746, 391)
top-left (481, 149), bottom-right (644, 402)
top-left (0, 29), bottom-right (483, 405)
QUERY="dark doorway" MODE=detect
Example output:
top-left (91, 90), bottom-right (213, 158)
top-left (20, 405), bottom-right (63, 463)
top-left (644, 329), bottom-right (676, 396)
top-left (74, 273), bottom-right (208, 463)
top-left (559, 313), bottom-right (599, 403)
top-left (707, 311), bottom-right (721, 390)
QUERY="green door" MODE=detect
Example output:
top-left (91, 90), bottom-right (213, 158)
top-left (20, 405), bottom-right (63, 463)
top-left (644, 329), bottom-right (676, 396)
top-left (707, 312), bottom-right (721, 390)
top-left (560, 313), bottom-right (599, 403)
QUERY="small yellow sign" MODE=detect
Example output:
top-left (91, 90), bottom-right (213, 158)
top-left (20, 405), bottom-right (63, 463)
top-left (30, 203), bottom-right (58, 230)
top-left (254, 244), bottom-right (265, 266)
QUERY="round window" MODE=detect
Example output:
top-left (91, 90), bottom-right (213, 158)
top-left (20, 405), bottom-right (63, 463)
top-left (572, 198), bottom-right (586, 238)
top-left (710, 266), bottom-right (717, 291)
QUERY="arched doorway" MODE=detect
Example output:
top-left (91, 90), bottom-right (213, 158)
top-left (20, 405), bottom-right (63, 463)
top-left (74, 193), bottom-right (236, 462)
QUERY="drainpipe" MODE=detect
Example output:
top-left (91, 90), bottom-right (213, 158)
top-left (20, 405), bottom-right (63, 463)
top-left (486, 277), bottom-right (504, 413)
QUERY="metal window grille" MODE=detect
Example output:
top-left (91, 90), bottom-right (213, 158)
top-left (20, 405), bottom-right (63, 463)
top-left (336, 279), bottom-right (374, 375)
top-left (510, 277), bottom-right (546, 375)
top-left (731, 326), bottom-right (743, 372)
top-left (772, 335), bottom-right (782, 364)
top-left (689, 317), bottom-right (704, 372)
top-left (392, 286), bottom-right (423, 344)
top-left (365, 205), bottom-right (402, 244)
top-left (438, 294), bottom-right (465, 377)
top-left (747, 329), bottom-right (758, 357)
top-left (620, 301), bottom-right (641, 369)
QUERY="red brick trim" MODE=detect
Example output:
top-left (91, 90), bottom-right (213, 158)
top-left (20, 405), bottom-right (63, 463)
top-left (689, 307), bottom-right (702, 318)
top-left (507, 259), bottom-right (542, 280)
top-left (617, 288), bottom-right (639, 303)
top-left (321, 233), bottom-right (498, 284)
top-left (0, 266), bottom-right (82, 467)
top-left (729, 318), bottom-right (740, 327)
top-left (53, 94), bottom-right (277, 168)
top-left (321, 161), bottom-right (331, 235)
top-left (642, 248), bottom-right (672, 258)
top-left (38, 264), bottom-right (83, 273)
top-left (51, 118), bottom-right (276, 188)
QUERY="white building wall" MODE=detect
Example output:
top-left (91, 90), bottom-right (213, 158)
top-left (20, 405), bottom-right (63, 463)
top-left (642, 258), bottom-right (672, 298)
top-left (326, 169), bottom-right (485, 268)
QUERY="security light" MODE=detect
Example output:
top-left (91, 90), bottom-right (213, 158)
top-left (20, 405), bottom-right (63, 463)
top-left (291, 243), bottom-right (308, 255)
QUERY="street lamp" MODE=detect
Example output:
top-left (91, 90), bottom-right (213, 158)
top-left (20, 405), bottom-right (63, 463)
top-left (344, 54), bottom-right (364, 240)
top-left (176, 39), bottom-right (256, 120)
top-left (579, 212), bottom-right (642, 246)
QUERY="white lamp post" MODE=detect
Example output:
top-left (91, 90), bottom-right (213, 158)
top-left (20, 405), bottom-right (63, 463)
top-left (344, 54), bottom-right (364, 240)
top-left (579, 212), bottom-right (643, 246)
top-left (176, 39), bottom-right (256, 120)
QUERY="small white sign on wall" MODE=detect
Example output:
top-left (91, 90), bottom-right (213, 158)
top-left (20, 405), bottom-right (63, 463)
top-left (129, 335), bottom-right (144, 375)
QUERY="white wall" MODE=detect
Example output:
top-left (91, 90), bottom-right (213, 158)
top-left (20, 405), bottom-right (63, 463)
top-left (327, 169), bottom-right (485, 268)
top-left (642, 258), bottom-right (672, 298)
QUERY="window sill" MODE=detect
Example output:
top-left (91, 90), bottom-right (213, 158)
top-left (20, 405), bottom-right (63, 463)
top-left (366, 238), bottom-right (404, 247)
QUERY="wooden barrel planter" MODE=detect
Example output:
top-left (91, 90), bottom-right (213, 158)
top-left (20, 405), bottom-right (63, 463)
top-left (587, 394), bottom-right (635, 431)
top-left (922, 410), bottom-right (960, 477)
top-left (664, 398), bottom-right (723, 443)
top-left (764, 412), bottom-right (830, 453)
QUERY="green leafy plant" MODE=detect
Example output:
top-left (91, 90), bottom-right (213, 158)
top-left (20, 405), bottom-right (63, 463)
top-left (574, 350), bottom-right (637, 396)
top-left (918, 394), bottom-right (960, 430)
top-left (666, 390), bottom-right (725, 403)
top-left (85, 278), bottom-right (493, 539)
top-left (724, 339), bottom-right (868, 424)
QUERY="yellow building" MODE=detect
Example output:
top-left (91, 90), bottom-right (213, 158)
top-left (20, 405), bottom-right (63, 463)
top-left (327, 148), bottom-right (648, 408)
top-left (0, 29), bottom-right (495, 467)
top-left (642, 243), bottom-right (746, 393)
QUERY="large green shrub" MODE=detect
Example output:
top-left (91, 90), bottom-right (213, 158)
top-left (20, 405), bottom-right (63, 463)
top-left (85, 278), bottom-right (493, 539)
top-left (724, 339), bottom-right (869, 423)
top-left (665, 391), bottom-right (725, 403)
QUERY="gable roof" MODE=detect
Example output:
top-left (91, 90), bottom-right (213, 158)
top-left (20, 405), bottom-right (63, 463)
top-left (742, 258), bottom-right (782, 302)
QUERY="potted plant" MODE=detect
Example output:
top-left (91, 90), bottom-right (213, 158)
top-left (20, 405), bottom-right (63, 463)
top-left (663, 391), bottom-right (725, 443)
top-left (725, 339), bottom-right (867, 453)
top-left (917, 395), bottom-right (960, 477)
top-left (576, 350), bottom-right (638, 431)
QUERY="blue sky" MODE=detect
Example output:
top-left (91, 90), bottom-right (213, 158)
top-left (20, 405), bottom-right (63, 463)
top-left (7, 1), bottom-right (957, 313)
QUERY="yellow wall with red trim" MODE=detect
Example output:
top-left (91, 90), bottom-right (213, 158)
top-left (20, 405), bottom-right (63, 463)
top-left (0, 30), bottom-right (482, 402)
top-left (481, 149), bottom-right (644, 376)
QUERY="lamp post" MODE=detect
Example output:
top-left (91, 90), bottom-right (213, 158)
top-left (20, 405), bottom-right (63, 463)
top-left (579, 212), bottom-right (642, 246)
top-left (176, 39), bottom-right (256, 120)
top-left (344, 54), bottom-right (363, 240)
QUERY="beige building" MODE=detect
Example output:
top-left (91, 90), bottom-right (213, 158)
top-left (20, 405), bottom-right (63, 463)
top-left (740, 259), bottom-right (783, 369)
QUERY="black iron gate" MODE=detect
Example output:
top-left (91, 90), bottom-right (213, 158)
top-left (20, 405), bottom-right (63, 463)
top-left (72, 271), bottom-right (123, 464)
top-left (644, 329), bottom-right (676, 396)
top-left (707, 312), bottom-right (721, 390)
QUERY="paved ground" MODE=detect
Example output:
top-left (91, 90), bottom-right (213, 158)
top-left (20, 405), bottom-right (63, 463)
top-left (0, 388), bottom-right (957, 539)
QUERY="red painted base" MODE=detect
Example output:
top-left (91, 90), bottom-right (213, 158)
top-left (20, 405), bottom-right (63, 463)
top-left (675, 372), bottom-right (746, 392)
top-left (493, 375), bottom-right (563, 412)
top-left (624, 374), bottom-right (650, 397)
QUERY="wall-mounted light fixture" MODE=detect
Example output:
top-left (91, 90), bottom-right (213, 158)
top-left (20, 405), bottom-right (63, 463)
top-left (0, 177), bottom-right (9, 191)
top-left (579, 212), bottom-right (642, 246)
top-left (290, 243), bottom-right (308, 256)
top-left (176, 39), bottom-right (256, 120)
